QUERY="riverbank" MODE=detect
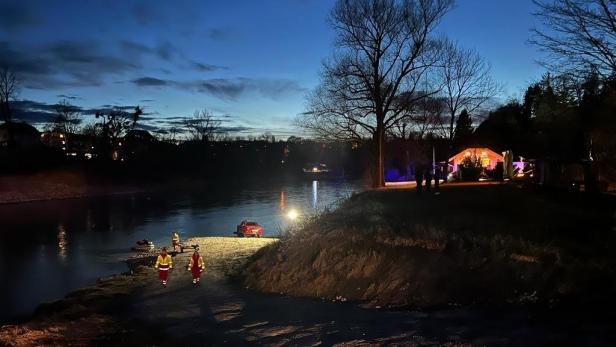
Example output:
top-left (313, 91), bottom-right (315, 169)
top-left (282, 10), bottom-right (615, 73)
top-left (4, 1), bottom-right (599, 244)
top-left (0, 170), bottom-right (144, 204)
top-left (240, 183), bottom-right (616, 309)
top-left (2, 230), bottom-right (616, 345)
top-left (0, 237), bottom-right (277, 346)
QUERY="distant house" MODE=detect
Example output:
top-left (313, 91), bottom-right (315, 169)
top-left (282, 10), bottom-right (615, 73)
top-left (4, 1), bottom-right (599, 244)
top-left (449, 147), bottom-right (504, 173)
top-left (125, 129), bottom-right (156, 143)
top-left (40, 131), bottom-right (66, 150)
top-left (122, 129), bottom-right (157, 160)
top-left (41, 131), bottom-right (97, 159)
top-left (0, 122), bottom-right (41, 149)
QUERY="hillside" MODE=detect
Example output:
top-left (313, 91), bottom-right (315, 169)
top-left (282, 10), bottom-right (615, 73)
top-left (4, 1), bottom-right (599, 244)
top-left (240, 184), bottom-right (616, 308)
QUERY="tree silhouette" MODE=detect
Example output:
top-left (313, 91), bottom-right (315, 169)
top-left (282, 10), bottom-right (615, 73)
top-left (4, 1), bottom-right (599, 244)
top-left (439, 39), bottom-right (499, 143)
top-left (531, 0), bottom-right (616, 76)
top-left (0, 66), bottom-right (19, 123)
top-left (52, 99), bottom-right (82, 135)
top-left (183, 109), bottom-right (221, 142)
top-left (453, 109), bottom-right (473, 148)
top-left (300, 0), bottom-right (453, 188)
top-left (131, 106), bottom-right (143, 129)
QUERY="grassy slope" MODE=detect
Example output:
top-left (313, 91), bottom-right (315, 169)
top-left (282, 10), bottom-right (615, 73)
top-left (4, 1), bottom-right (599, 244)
top-left (240, 184), bottom-right (616, 308)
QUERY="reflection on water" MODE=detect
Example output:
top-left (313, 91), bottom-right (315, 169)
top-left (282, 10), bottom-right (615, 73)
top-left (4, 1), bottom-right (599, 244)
top-left (0, 178), bottom-right (365, 324)
top-left (312, 180), bottom-right (318, 210)
top-left (279, 191), bottom-right (285, 211)
top-left (57, 224), bottom-right (68, 260)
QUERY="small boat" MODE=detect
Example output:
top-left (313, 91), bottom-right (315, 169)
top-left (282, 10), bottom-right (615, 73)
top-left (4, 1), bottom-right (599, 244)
top-left (302, 163), bottom-right (334, 179)
top-left (131, 239), bottom-right (155, 252)
top-left (303, 163), bottom-right (329, 174)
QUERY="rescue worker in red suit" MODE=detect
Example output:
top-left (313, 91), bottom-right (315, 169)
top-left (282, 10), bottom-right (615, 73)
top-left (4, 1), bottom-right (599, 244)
top-left (155, 247), bottom-right (173, 287)
top-left (187, 249), bottom-right (205, 284)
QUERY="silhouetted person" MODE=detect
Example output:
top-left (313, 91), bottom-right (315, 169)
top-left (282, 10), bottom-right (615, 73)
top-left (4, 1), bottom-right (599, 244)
top-left (434, 165), bottom-right (441, 191)
top-left (425, 168), bottom-right (433, 191)
top-left (414, 165), bottom-right (423, 194)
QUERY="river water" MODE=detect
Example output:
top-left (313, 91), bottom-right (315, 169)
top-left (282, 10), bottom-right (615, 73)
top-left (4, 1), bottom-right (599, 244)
top-left (0, 178), bottom-right (366, 324)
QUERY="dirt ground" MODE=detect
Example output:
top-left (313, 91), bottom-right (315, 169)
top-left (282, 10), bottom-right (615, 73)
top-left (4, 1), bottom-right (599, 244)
top-left (3, 236), bottom-right (616, 346)
top-left (112, 238), bottom-right (616, 346)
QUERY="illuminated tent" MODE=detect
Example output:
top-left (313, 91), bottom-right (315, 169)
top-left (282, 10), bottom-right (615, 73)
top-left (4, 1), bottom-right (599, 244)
top-left (449, 147), bottom-right (504, 172)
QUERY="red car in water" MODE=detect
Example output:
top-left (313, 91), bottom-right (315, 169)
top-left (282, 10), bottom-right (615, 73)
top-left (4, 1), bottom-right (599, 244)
top-left (236, 220), bottom-right (263, 237)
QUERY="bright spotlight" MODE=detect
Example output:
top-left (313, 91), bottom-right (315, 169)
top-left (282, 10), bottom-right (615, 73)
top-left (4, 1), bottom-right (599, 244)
top-left (287, 209), bottom-right (299, 220)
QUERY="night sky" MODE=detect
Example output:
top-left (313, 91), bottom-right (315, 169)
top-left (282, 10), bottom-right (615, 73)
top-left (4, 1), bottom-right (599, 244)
top-left (0, 0), bottom-right (544, 138)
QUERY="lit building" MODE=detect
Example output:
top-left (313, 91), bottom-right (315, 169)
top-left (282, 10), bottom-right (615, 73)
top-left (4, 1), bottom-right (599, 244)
top-left (448, 147), bottom-right (504, 172)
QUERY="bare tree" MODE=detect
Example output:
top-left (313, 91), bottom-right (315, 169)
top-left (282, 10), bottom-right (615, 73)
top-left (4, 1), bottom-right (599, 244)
top-left (389, 93), bottom-right (447, 140)
top-left (168, 126), bottom-right (179, 142)
top-left (95, 109), bottom-right (131, 158)
top-left (531, 0), bottom-right (616, 76)
top-left (183, 109), bottom-right (221, 142)
top-left (53, 99), bottom-right (83, 135)
top-left (439, 39), bottom-right (500, 143)
top-left (259, 132), bottom-right (276, 143)
top-left (106, 110), bottom-right (131, 143)
top-left (299, 0), bottom-right (453, 188)
top-left (131, 106), bottom-right (143, 129)
top-left (0, 67), bottom-right (19, 123)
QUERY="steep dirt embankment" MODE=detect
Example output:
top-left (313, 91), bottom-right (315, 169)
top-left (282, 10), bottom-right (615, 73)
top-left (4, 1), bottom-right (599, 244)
top-left (240, 185), bottom-right (616, 308)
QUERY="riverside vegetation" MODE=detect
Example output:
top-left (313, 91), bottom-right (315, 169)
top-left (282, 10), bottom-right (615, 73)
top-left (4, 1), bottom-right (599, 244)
top-left (241, 184), bottom-right (616, 309)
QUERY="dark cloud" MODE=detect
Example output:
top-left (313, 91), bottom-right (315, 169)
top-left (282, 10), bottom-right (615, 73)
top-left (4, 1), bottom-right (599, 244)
top-left (207, 28), bottom-right (231, 41)
top-left (194, 78), bottom-right (306, 100)
top-left (12, 109), bottom-right (54, 124)
top-left (152, 128), bottom-right (168, 135)
top-left (10, 99), bottom-right (177, 136)
top-left (10, 100), bottom-right (57, 124)
top-left (131, 77), bottom-right (168, 86)
top-left (135, 123), bottom-right (160, 132)
top-left (0, 40), bottom-right (140, 89)
top-left (130, 76), bottom-right (305, 100)
top-left (217, 126), bottom-right (252, 134)
top-left (191, 61), bottom-right (227, 72)
top-left (56, 94), bottom-right (82, 100)
top-left (156, 40), bottom-right (175, 61)
top-left (130, 3), bottom-right (158, 26)
top-left (0, 2), bottom-right (38, 33)
top-left (81, 105), bottom-right (136, 116)
top-left (119, 40), bottom-right (151, 56)
top-left (195, 78), bottom-right (246, 99)
top-left (9, 99), bottom-right (142, 124)
top-left (0, 38), bottom-right (223, 90)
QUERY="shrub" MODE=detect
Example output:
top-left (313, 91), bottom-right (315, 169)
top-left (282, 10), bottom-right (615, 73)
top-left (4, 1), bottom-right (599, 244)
top-left (459, 156), bottom-right (483, 181)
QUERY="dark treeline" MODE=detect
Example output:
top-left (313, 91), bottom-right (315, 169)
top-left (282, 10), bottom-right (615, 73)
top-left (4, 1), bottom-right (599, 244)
top-left (0, 74), bottom-right (369, 182)
top-left (0, 123), bottom-right (369, 184)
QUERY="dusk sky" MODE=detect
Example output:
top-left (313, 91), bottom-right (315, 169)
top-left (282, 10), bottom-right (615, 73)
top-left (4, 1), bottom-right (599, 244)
top-left (0, 0), bottom-right (545, 138)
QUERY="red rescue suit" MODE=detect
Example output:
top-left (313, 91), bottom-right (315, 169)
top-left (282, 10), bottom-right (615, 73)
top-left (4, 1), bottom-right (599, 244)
top-left (188, 252), bottom-right (205, 283)
top-left (155, 252), bottom-right (173, 285)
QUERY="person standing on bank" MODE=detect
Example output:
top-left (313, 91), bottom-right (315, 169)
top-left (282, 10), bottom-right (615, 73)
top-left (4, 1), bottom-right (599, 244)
top-left (187, 249), bottom-right (205, 285)
top-left (155, 247), bottom-right (173, 287)
top-left (171, 231), bottom-right (181, 253)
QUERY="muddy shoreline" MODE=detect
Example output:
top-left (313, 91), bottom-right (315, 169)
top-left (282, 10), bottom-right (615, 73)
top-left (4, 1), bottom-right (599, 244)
top-left (1, 234), bottom-right (615, 346)
top-left (0, 237), bottom-right (278, 346)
